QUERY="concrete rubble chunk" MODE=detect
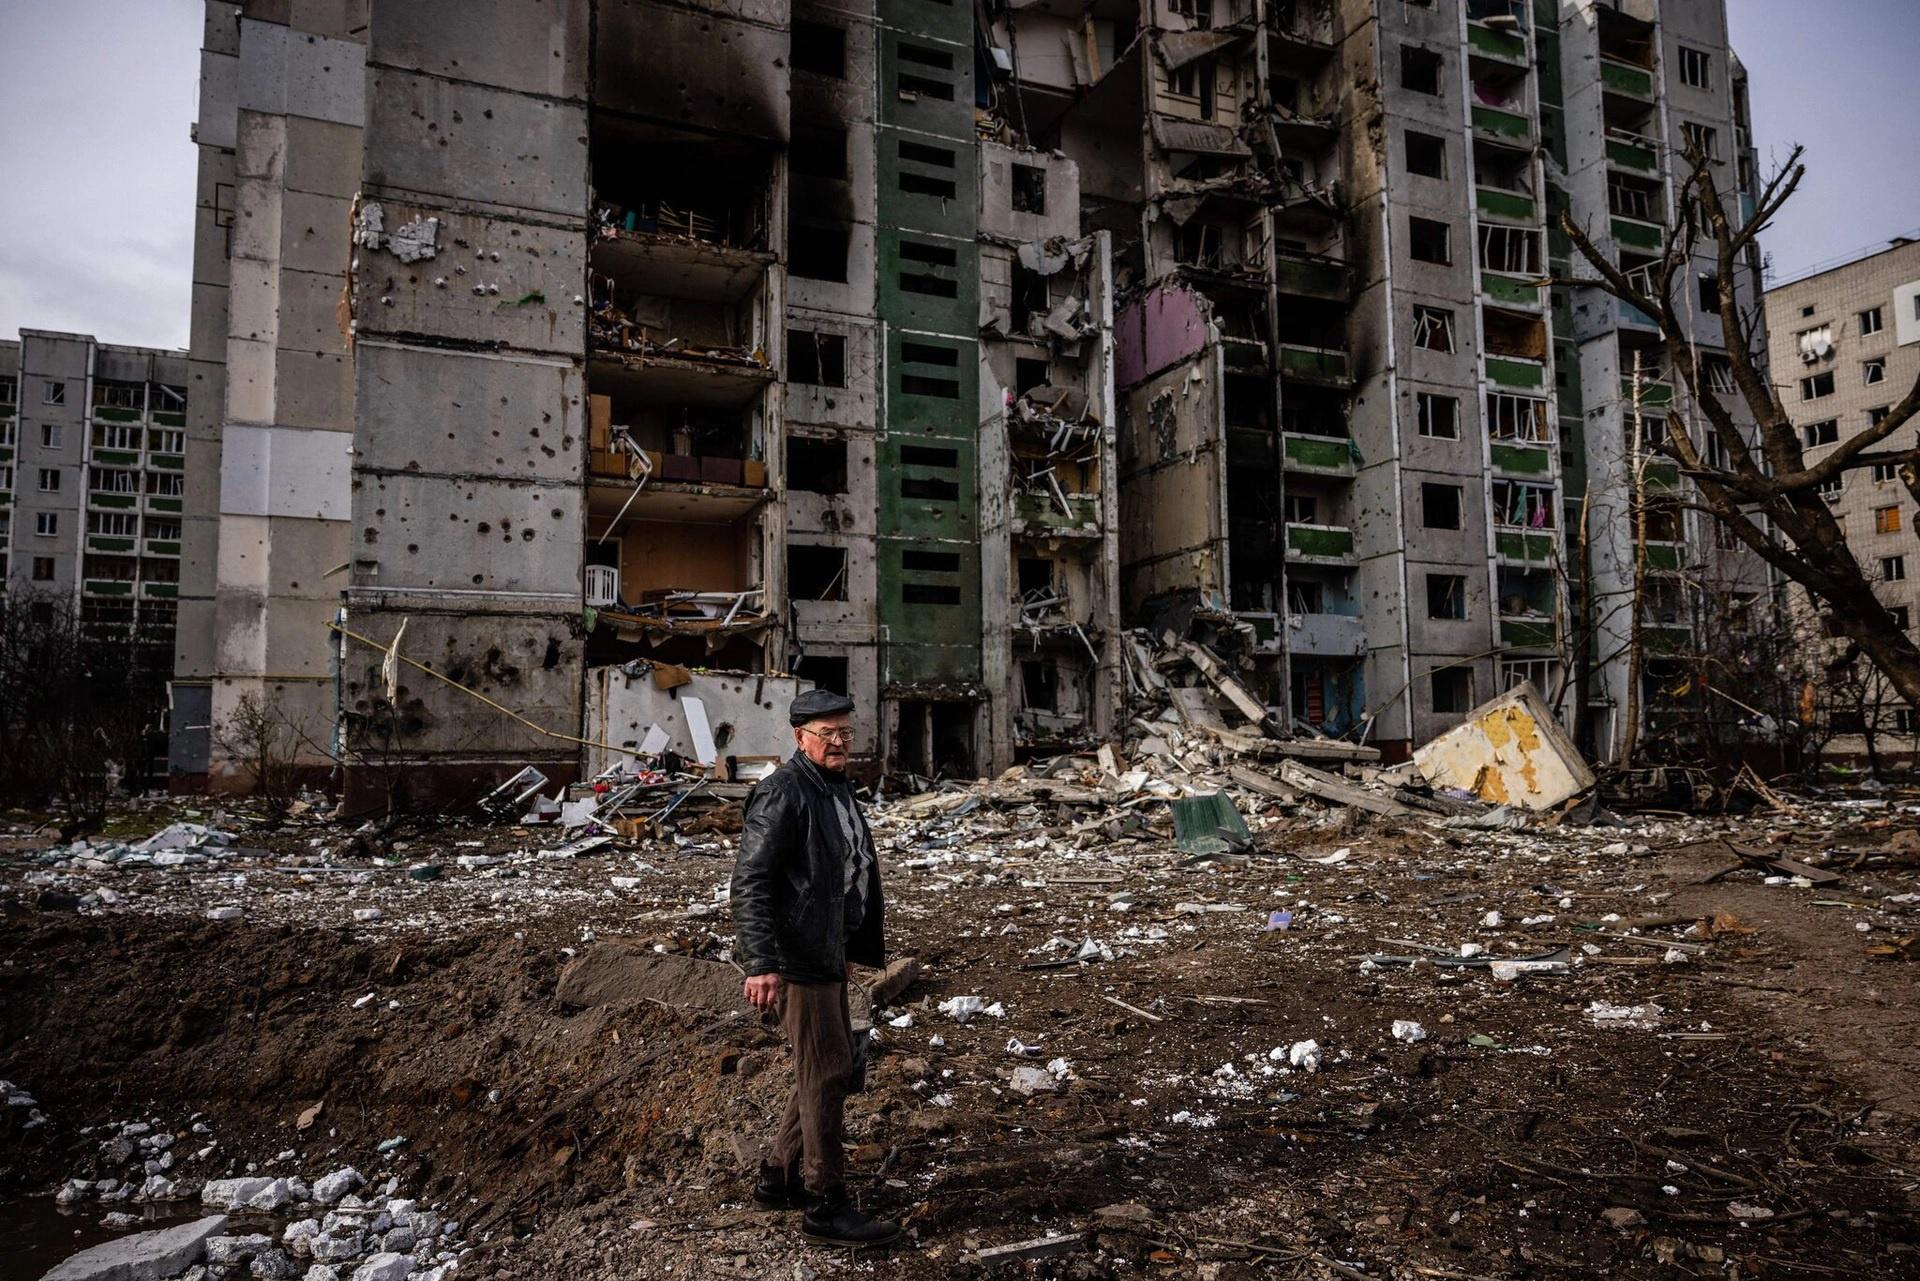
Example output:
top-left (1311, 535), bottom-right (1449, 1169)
top-left (1411, 680), bottom-right (1595, 811)
top-left (202, 1177), bottom-right (277, 1211)
top-left (39, 1213), bottom-right (228, 1281)
top-left (306, 1233), bottom-right (364, 1262)
top-left (205, 1234), bottom-right (274, 1265)
top-left (251, 1249), bottom-right (300, 1280)
top-left (312, 1167), bottom-right (364, 1205)
top-left (303, 1269), bottom-right (342, 1281)
top-left (349, 1254), bottom-right (416, 1281)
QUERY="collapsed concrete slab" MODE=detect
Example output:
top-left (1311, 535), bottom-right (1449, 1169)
top-left (40, 1213), bottom-right (228, 1281)
top-left (1411, 681), bottom-right (1594, 812)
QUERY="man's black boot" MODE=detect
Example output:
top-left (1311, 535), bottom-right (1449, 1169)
top-left (753, 1158), bottom-right (804, 1210)
top-left (802, 1186), bottom-right (901, 1248)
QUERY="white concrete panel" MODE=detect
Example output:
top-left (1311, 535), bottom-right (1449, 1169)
top-left (239, 19), bottom-right (367, 127)
top-left (196, 49), bottom-right (240, 149)
top-left (1895, 280), bottom-right (1920, 347)
top-left (221, 424), bottom-right (354, 521)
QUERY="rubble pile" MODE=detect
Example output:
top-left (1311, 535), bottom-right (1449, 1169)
top-left (7, 733), bottom-right (1920, 1278)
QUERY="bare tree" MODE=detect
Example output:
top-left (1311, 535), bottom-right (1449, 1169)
top-left (1560, 143), bottom-right (1920, 712)
top-left (213, 691), bottom-right (303, 822)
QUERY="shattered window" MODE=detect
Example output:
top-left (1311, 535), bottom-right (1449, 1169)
top-left (789, 543), bottom-right (850, 600)
top-left (1882, 555), bottom-right (1906, 583)
top-left (1431, 666), bottom-right (1473, 713)
top-left (1418, 392), bottom-right (1458, 438)
top-left (1408, 216), bottom-right (1450, 265)
top-left (1680, 46), bottom-right (1711, 90)
top-left (1800, 371), bottom-right (1835, 401)
top-left (1865, 359), bottom-right (1887, 386)
top-left (1491, 479), bottom-right (1554, 529)
top-left (1421, 482), bottom-right (1462, 529)
top-left (790, 222), bottom-right (850, 283)
top-left (1701, 355), bottom-right (1736, 393)
top-left (1400, 45), bottom-right (1442, 96)
top-left (1413, 306), bottom-right (1454, 352)
top-left (1860, 306), bottom-right (1885, 337)
top-left (1478, 225), bottom-right (1539, 275)
top-left (792, 21), bottom-right (847, 78)
top-left (1011, 163), bottom-right (1046, 214)
top-left (787, 434), bottom-right (849, 494)
top-left (42, 380), bottom-right (65, 405)
top-left (787, 330), bottom-right (847, 387)
top-left (0, 375), bottom-right (15, 404)
top-left (1405, 130), bottom-right (1445, 178)
top-left (1426, 574), bottom-right (1467, 620)
top-left (1486, 392), bottom-right (1549, 442)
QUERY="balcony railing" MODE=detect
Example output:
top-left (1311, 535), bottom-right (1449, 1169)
top-left (1610, 215), bottom-right (1664, 252)
top-left (1467, 22), bottom-right (1528, 64)
top-left (1481, 272), bottom-right (1544, 308)
top-left (1277, 343), bottom-right (1350, 385)
top-left (1475, 186), bottom-right (1536, 223)
top-left (1485, 356), bottom-right (1547, 389)
top-left (1281, 432), bottom-right (1357, 476)
top-left (1471, 104), bottom-right (1532, 143)
top-left (1489, 441), bottom-right (1552, 476)
top-left (1285, 522), bottom-right (1356, 563)
top-left (1605, 133), bottom-right (1659, 172)
top-left (1494, 527), bottom-right (1556, 563)
top-left (1500, 616), bottom-right (1556, 648)
top-left (1600, 58), bottom-right (1654, 101)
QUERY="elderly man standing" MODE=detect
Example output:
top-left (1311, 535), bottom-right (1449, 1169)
top-left (730, 688), bottom-right (900, 1248)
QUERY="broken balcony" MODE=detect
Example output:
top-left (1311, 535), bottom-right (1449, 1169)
top-left (1284, 521), bottom-right (1355, 566)
top-left (1266, 0), bottom-right (1335, 65)
top-left (1012, 450), bottom-right (1102, 537)
top-left (1285, 570), bottom-right (1364, 658)
top-left (583, 485), bottom-right (769, 668)
top-left (1497, 567), bottom-right (1556, 649)
top-left (1470, 64), bottom-right (1532, 149)
top-left (1482, 306), bottom-right (1547, 390)
top-left (1271, 245), bottom-right (1350, 303)
top-left (1491, 478), bottom-right (1558, 565)
top-left (1276, 313), bottom-right (1350, 386)
top-left (1466, 0), bottom-right (1528, 64)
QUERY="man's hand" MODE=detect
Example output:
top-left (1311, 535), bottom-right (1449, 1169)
top-left (744, 973), bottom-right (782, 1011)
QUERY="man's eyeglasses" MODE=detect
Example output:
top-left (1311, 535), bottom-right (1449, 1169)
top-left (801, 726), bottom-right (857, 745)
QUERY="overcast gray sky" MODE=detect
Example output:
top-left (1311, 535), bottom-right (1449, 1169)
top-left (1, 1), bottom-right (1915, 350)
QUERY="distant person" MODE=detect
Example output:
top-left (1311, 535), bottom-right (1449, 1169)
top-left (730, 689), bottom-right (899, 1248)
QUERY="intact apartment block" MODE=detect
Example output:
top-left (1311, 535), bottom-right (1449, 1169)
top-left (1765, 237), bottom-right (1920, 753)
top-left (0, 332), bottom-right (189, 643)
top-left (173, 0), bottom-right (1767, 793)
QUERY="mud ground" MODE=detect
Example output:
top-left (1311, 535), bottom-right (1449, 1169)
top-left (4, 792), bottom-right (1919, 1279)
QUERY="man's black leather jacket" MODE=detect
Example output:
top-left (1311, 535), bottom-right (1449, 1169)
top-left (730, 751), bottom-right (884, 983)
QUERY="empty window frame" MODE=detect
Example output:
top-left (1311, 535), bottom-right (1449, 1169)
top-left (1491, 479), bottom-right (1554, 528)
top-left (1865, 358), bottom-right (1887, 386)
top-left (1873, 462), bottom-right (1901, 483)
top-left (1408, 216), bottom-right (1450, 264)
top-left (899, 340), bottom-right (961, 399)
top-left (792, 20), bottom-right (847, 78)
top-left (37, 467), bottom-right (61, 492)
top-left (897, 41), bottom-right (955, 100)
top-left (1421, 482), bottom-right (1462, 529)
top-left (1431, 666), bottom-right (1473, 713)
top-left (1283, 492), bottom-right (1319, 524)
top-left (1697, 274), bottom-right (1721, 314)
top-left (1412, 306), bottom-right (1454, 352)
top-left (1800, 370), bottom-right (1835, 401)
top-left (899, 443), bottom-right (961, 501)
top-left (40, 423), bottom-right (62, 450)
top-left (1426, 573), bottom-right (1467, 620)
top-left (1405, 130), bottom-right (1445, 178)
top-left (1478, 224), bottom-right (1539, 275)
top-left (1681, 122), bottom-right (1719, 160)
top-left (898, 238), bottom-right (960, 297)
top-left (787, 434), bottom-right (849, 494)
top-left (148, 427), bottom-right (185, 454)
top-left (148, 473), bottom-right (184, 497)
top-left (1795, 324), bottom-right (1832, 360)
top-left (787, 329), bottom-right (847, 386)
top-left (1486, 392), bottom-right (1550, 442)
top-left (1701, 355), bottom-right (1737, 393)
top-left (1606, 173), bottom-right (1657, 221)
top-left (32, 556), bottom-right (55, 581)
top-left (1010, 163), bottom-right (1046, 213)
top-left (34, 511), bottom-right (57, 537)
top-left (147, 517), bottom-right (182, 540)
top-left (1679, 46), bottom-right (1711, 89)
top-left (795, 655), bottom-right (851, 696)
top-left (1418, 392), bottom-right (1459, 438)
top-left (1400, 45), bottom-right (1442, 95)
top-left (1860, 306), bottom-right (1885, 336)
top-left (790, 222), bottom-right (851, 282)
top-left (1875, 505), bottom-right (1902, 535)
top-left (789, 544), bottom-right (850, 600)
top-left (93, 378), bottom-right (142, 410)
top-left (791, 126), bottom-right (848, 179)
top-left (152, 384), bottom-right (187, 413)
top-left (42, 380), bottom-right (65, 405)
top-left (1882, 555), bottom-right (1907, 583)
top-left (897, 139), bottom-right (958, 198)
top-left (0, 375), bottom-right (15, 404)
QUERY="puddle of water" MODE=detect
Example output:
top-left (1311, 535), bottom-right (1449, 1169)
top-left (0, 1199), bottom-right (279, 1281)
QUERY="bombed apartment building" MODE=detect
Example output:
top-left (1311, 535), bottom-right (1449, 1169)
top-left (979, 0), bottom-right (1771, 760)
top-left (172, 0), bottom-right (1772, 795)
top-left (173, 0), bottom-right (1123, 796)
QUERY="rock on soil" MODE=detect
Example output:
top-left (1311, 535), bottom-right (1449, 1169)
top-left (41, 1213), bottom-right (228, 1281)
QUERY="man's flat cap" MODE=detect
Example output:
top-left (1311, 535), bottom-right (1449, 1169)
top-left (789, 688), bottom-right (856, 725)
